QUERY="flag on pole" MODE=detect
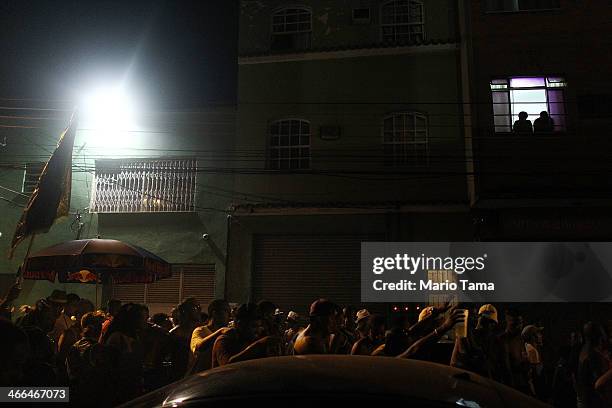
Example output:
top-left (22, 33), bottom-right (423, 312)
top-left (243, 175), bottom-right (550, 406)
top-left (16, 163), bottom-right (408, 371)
top-left (9, 113), bottom-right (77, 258)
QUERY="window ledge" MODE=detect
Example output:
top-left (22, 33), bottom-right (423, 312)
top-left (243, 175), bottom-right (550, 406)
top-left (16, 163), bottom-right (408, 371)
top-left (484, 8), bottom-right (562, 15)
top-left (492, 131), bottom-right (568, 136)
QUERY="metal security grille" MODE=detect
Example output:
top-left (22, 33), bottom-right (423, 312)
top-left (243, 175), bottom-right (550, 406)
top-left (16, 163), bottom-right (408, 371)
top-left (91, 158), bottom-right (197, 213)
top-left (22, 162), bottom-right (45, 195)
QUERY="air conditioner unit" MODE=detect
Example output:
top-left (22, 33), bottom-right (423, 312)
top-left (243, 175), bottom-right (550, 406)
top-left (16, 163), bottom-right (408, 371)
top-left (352, 8), bottom-right (371, 24)
top-left (319, 125), bottom-right (342, 140)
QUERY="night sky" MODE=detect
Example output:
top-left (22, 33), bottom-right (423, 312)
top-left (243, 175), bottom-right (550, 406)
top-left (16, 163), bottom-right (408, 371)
top-left (0, 0), bottom-right (238, 109)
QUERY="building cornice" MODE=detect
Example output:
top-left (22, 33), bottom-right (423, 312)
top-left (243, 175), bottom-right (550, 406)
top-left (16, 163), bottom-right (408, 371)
top-left (231, 202), bottom-right (469, 216)
top-left (238, 43), bottom-right (459, 65)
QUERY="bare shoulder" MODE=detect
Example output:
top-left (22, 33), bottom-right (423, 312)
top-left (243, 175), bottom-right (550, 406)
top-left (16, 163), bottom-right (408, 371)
top-left (294, 333), bottom-right (326, 354)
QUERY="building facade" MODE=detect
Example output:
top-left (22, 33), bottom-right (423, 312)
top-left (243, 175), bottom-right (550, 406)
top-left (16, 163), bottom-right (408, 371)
top-left (0, 105), bottom-right (235, 314)
top-left (228, 0), bottom-right (474, 315)
top-left (465, 0), bottom-right (612, 339)
top-left (465, 0), bottom-right (612, 240)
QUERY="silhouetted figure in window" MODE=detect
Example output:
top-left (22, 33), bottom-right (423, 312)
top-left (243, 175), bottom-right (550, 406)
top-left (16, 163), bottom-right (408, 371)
top-left (513, 111), bottom-right (533, 134)
top-left (533, 111), bottom-right (554, 133)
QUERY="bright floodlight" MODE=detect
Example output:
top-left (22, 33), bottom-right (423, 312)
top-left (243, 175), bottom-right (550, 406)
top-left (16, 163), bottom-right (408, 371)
top-left (82, 85), bottom-right (136, 131)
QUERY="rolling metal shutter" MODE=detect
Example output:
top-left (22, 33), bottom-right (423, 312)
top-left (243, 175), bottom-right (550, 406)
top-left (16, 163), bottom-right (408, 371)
top-left (253, 235), bottom-right (383, 317)
top-left (180, 264), bottom-right (216, 306)
top-left (112, 281), bottom-right (146, 304)
top-left (111, 264), bottom-right (215, 312)
top-left (146, 269), bottom-right (181, 304)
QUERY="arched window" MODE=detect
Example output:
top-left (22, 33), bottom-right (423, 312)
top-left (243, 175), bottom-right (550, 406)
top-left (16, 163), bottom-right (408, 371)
top-left (381, 0), bottom-right (425, 43)
top-left (271, 7), bottom-right (312, 51)
top-left (382, 112), bottom-right (428, 166)
top-left (269, 119), bottom-right (311, 170)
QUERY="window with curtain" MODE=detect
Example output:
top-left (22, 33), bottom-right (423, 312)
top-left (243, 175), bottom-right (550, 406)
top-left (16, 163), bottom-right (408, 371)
top-left (490, 76), bottom-right (567, 133)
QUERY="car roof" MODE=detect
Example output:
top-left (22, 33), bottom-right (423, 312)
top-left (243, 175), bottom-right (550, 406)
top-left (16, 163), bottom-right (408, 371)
top-left (147, 355), bottom-right (547, 408)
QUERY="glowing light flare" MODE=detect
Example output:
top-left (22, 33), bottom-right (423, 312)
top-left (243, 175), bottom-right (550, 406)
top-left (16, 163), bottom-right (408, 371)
top-left (82, 86), bottom-right (136, 131)
top-left (79, 84), bottom-right (140, 149)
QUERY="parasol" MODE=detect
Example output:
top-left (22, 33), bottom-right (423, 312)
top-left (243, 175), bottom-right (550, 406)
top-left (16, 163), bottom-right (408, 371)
top-left (22, 239), bottom-right (171, 284)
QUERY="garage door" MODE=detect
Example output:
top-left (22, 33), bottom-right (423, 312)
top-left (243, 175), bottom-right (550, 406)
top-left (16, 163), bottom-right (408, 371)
top-left (253, 235), bottom-right (384, 317)
top-left (111, 263), bottom-right (215, 315)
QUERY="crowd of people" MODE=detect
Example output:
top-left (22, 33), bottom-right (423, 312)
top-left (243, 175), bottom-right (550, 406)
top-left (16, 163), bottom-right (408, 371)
top-left (1, 282), bottom-right (612, 407)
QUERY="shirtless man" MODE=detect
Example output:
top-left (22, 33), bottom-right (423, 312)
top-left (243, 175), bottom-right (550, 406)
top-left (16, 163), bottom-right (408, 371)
top-left (351, 314), bottom-right (385, 356)
top-left (293, 299), bottom-right (338, 355)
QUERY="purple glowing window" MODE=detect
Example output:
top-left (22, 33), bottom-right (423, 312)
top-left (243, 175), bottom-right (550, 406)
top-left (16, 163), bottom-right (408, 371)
top-left (490, 76), bottom-right (567, 132)
top-left (509, 77), bottom-right (545, 88)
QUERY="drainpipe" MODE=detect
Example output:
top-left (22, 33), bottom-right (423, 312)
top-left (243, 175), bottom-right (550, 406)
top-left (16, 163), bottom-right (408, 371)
top-left (224, 214), bottom-right (232, 300)
top-left (458, 0), bottom-right (477, 208)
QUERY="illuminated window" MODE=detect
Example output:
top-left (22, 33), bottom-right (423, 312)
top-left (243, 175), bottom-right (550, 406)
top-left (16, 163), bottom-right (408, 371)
top-left (485, 0), bottom-right (560, 12)
top-left (91, 158), bottom-right (197, 213)
top-left (427, 270), bottom-right (457, 307)
top-left (381, 0), bottom-right (425, 43)
top-left (271, 7), bottom-right (312, 51)
top-left (383, 112), bottom-right (428, 166)
top-left (269, 119), bottom-right (311, 170)
top-left (490, 76), bottom-right (567, 132)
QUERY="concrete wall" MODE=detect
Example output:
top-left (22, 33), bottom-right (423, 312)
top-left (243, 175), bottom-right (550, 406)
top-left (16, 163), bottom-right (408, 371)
top-left (0, 108), bottom-right (235, 311)
top-left (467, 0), bottom-right (612, 198)
top-left (239, 0), bottom-right (459, 54)
top-left (236, 50), bottom-right (466, 202)
top-left (229, 0), bottom-right (469, 302)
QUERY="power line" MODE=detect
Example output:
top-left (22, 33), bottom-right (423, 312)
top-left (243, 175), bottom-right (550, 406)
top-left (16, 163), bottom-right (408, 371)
top-left (70, 163), bottom-right (229, 214)
top-left (0, 184), bottom-right (29, 198)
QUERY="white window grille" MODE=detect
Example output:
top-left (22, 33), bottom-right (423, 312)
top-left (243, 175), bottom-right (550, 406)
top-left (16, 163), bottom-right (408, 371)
top-left (91, 158), bottom-right (197, 213)
top-left (22, 162), bottom-right (45, 195)
top-left (271, 7), bottom-right (312, 51)
top-left (381, 0), bottom-right (425, 43)
top-left (269, 119), bottom-right (311, 170)
top-left (383, 112), bottom-right (429, 166)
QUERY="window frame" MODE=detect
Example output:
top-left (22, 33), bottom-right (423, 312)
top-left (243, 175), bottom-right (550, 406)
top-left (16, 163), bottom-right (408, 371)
top-left (381, 111), bottom-right (429, 166)
top-left (267, 118), bottom-right (312, 171)
top-left (380, 0), bottom-right (426, 43)
top-left (270, 6), bottom-right (313, 52)
top-left (490, 76), bottom-right (568, 133)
